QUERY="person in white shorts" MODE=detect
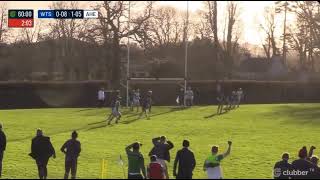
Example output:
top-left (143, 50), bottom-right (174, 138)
top-left (132, 89), bottom-right (141, 112)
top-left (107, 96), bottom-right (122, 125)
top-left (185, 87), bottom-right (194, 107)
top-left (203, 141), bottom-right (232, 179)
top-left (97, 88), bottom-right (106, 108)
top-left (236, 88), bottom-right (243, 108)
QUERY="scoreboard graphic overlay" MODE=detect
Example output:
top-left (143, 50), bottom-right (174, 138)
top-left (8, 9), bottom-right (98, 28)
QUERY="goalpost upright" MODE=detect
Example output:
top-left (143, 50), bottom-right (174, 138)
top-left (126, 1), bottom-right (131, 107)
top-left (126, 1), bottom-right (189, 107)
top-left (184, 1), bottom-right (189, 107)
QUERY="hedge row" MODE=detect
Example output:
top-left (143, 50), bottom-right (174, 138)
top-left (0, 80), bottom-right (319, 109)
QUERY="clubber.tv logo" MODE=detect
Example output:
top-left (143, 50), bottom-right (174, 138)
top-left (273, 168), bottom-right (282, 178)
top-left (273, 168), bottom-right (310, 178)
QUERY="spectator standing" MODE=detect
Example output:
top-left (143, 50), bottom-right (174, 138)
top-left (61, 131), bottom-right (81, 179)
top-left (126, 142), bottom-right (146, 179)
top-left (173, 140), bottom-right (196, 179)
top-left (0, 123), bottom-right (6, 178)
top-left (149, 136), bottom-right (174, 179)
top-left (203, 141), bottom-right (232, 179)
top-left (29, 129), bottom-right (56, 179)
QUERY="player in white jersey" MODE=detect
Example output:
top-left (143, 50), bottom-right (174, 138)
top-left (97, 88), bottom-right (106, 108)
top-left (236, 88), bottom-right (243, 108)
top-left (107, 96), bottom-right (122, 125)
top-left (132, 89), bottom-right (141, 112)
top-left (185, 87), bottom-right (194, 107)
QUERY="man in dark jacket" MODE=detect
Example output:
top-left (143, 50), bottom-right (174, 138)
top-left (173, 140), bottom-right (196, 179)
top-left (149, 136), bottom-right (174, 179)
top-left (61, 131), bottom-right (81, 179)
top-left (273, 153), bottom-right (293, 179)
top-left (29, 129), bottom-right (56, 179)
top-left (292, 146), bottom-right (316, 179)
top-left (0, 123), bottom-right (6, 178)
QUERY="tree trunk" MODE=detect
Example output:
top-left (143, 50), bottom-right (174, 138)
top-left (111, 35), bottom-right (121, 89)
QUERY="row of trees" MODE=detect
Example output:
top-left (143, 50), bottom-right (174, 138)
top-left (0, 1), bottom-right (319, 86)
top-left (259, 1), bottom-right (320, 72)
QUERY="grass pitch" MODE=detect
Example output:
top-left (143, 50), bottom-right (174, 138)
top-left (0, 104), bottom-right (319, 179)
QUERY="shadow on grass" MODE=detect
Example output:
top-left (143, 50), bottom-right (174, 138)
top-left (83, 109), bottom-right (135, 117)
top-left (86, 106), bottom-right (188, 131)
top-left (263, 104), bottom-right (320, 126)
top-left (204, 111), bottom-right (229, 119)
top-left (9, 126), bottom-right (88, 143)
top-left (74, 108), bottom-right (96, 112)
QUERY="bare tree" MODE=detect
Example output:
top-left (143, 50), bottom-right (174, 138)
top-left (93, 1), bottom-right (153, 88)
top-left (221, 1), bottom-right (241, 76)
top-left (286, 1), bottom-right (320, 71)
top-left (0, 2), bottom-right (8, 43)
top-left (18, 20), bottom-right (44, 44)
top-left (259, 6), bottom-right (279, 60)
top-left (133, 5), bottom-right (185, 50)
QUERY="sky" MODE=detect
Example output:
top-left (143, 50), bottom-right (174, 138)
top-left (3, 1), bottom-right (294, 46)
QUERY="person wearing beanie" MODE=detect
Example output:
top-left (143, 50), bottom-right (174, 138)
top-left (0, 123), bottom-right (6, 178)
top-left (61, 131), bottom-right (81, 179)
top-left (291, 146), bottom-right (315, 179)
top-left (173, 140), bottom-right (196, 179)
top-left (273, 153), bottom-right (293, 179)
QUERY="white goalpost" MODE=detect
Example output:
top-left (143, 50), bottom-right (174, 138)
top-left (125, 1), bottom-right (189, 107)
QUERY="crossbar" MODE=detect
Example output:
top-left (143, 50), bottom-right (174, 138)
top-left (129, 78), bottom-right (185, 81)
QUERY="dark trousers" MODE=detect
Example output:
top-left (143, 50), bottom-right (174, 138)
top-left (179, 96), bottom-right (184, 106)
top-left (98, 100), bottom-right (105, 108)
top-left (36, 158), bottom-right (49, 179)
top-left (177, 174), bottom-right (192, 179)
top-left (64, 158), bottom-right (78, 179)
top-left (128, 174), bottom-right (143, 179)
top-left (0, 151), bottom-right (3, 177)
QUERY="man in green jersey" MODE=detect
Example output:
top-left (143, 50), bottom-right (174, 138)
top-left (203, 141), bottom-right (232, 179)
top-left (126, 142), bottom-right (146, 179)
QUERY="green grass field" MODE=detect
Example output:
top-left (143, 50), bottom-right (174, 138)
top-left (0, 104), bottom-right (320, 179)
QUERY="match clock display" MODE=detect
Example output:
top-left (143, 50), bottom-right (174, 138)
top-left (8, 10), bottom-right (34, 28)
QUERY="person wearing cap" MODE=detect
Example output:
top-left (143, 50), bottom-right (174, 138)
top-left (173, 140), bottom-right (196, 179)
top-left (29, 129), bottom-right (56, 179)
top-left (291, 146), bottom-right (315, 179)
top-left (107, 95), bottom-right (122, 125)
top-left (203, 141), bottom-right (232, 179)
top-left (147, 155), bottom-right (166, 179)
top-left (125, 142), bottom-right (146, 179)
top-left (149, 136), bottom-right (174, 179)
top-left (61, 131), bottom-right (81, 179)
top-left (0, 123), bottom-right (6, 178)
top-left (273, 153), bottom-right (293, 179)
